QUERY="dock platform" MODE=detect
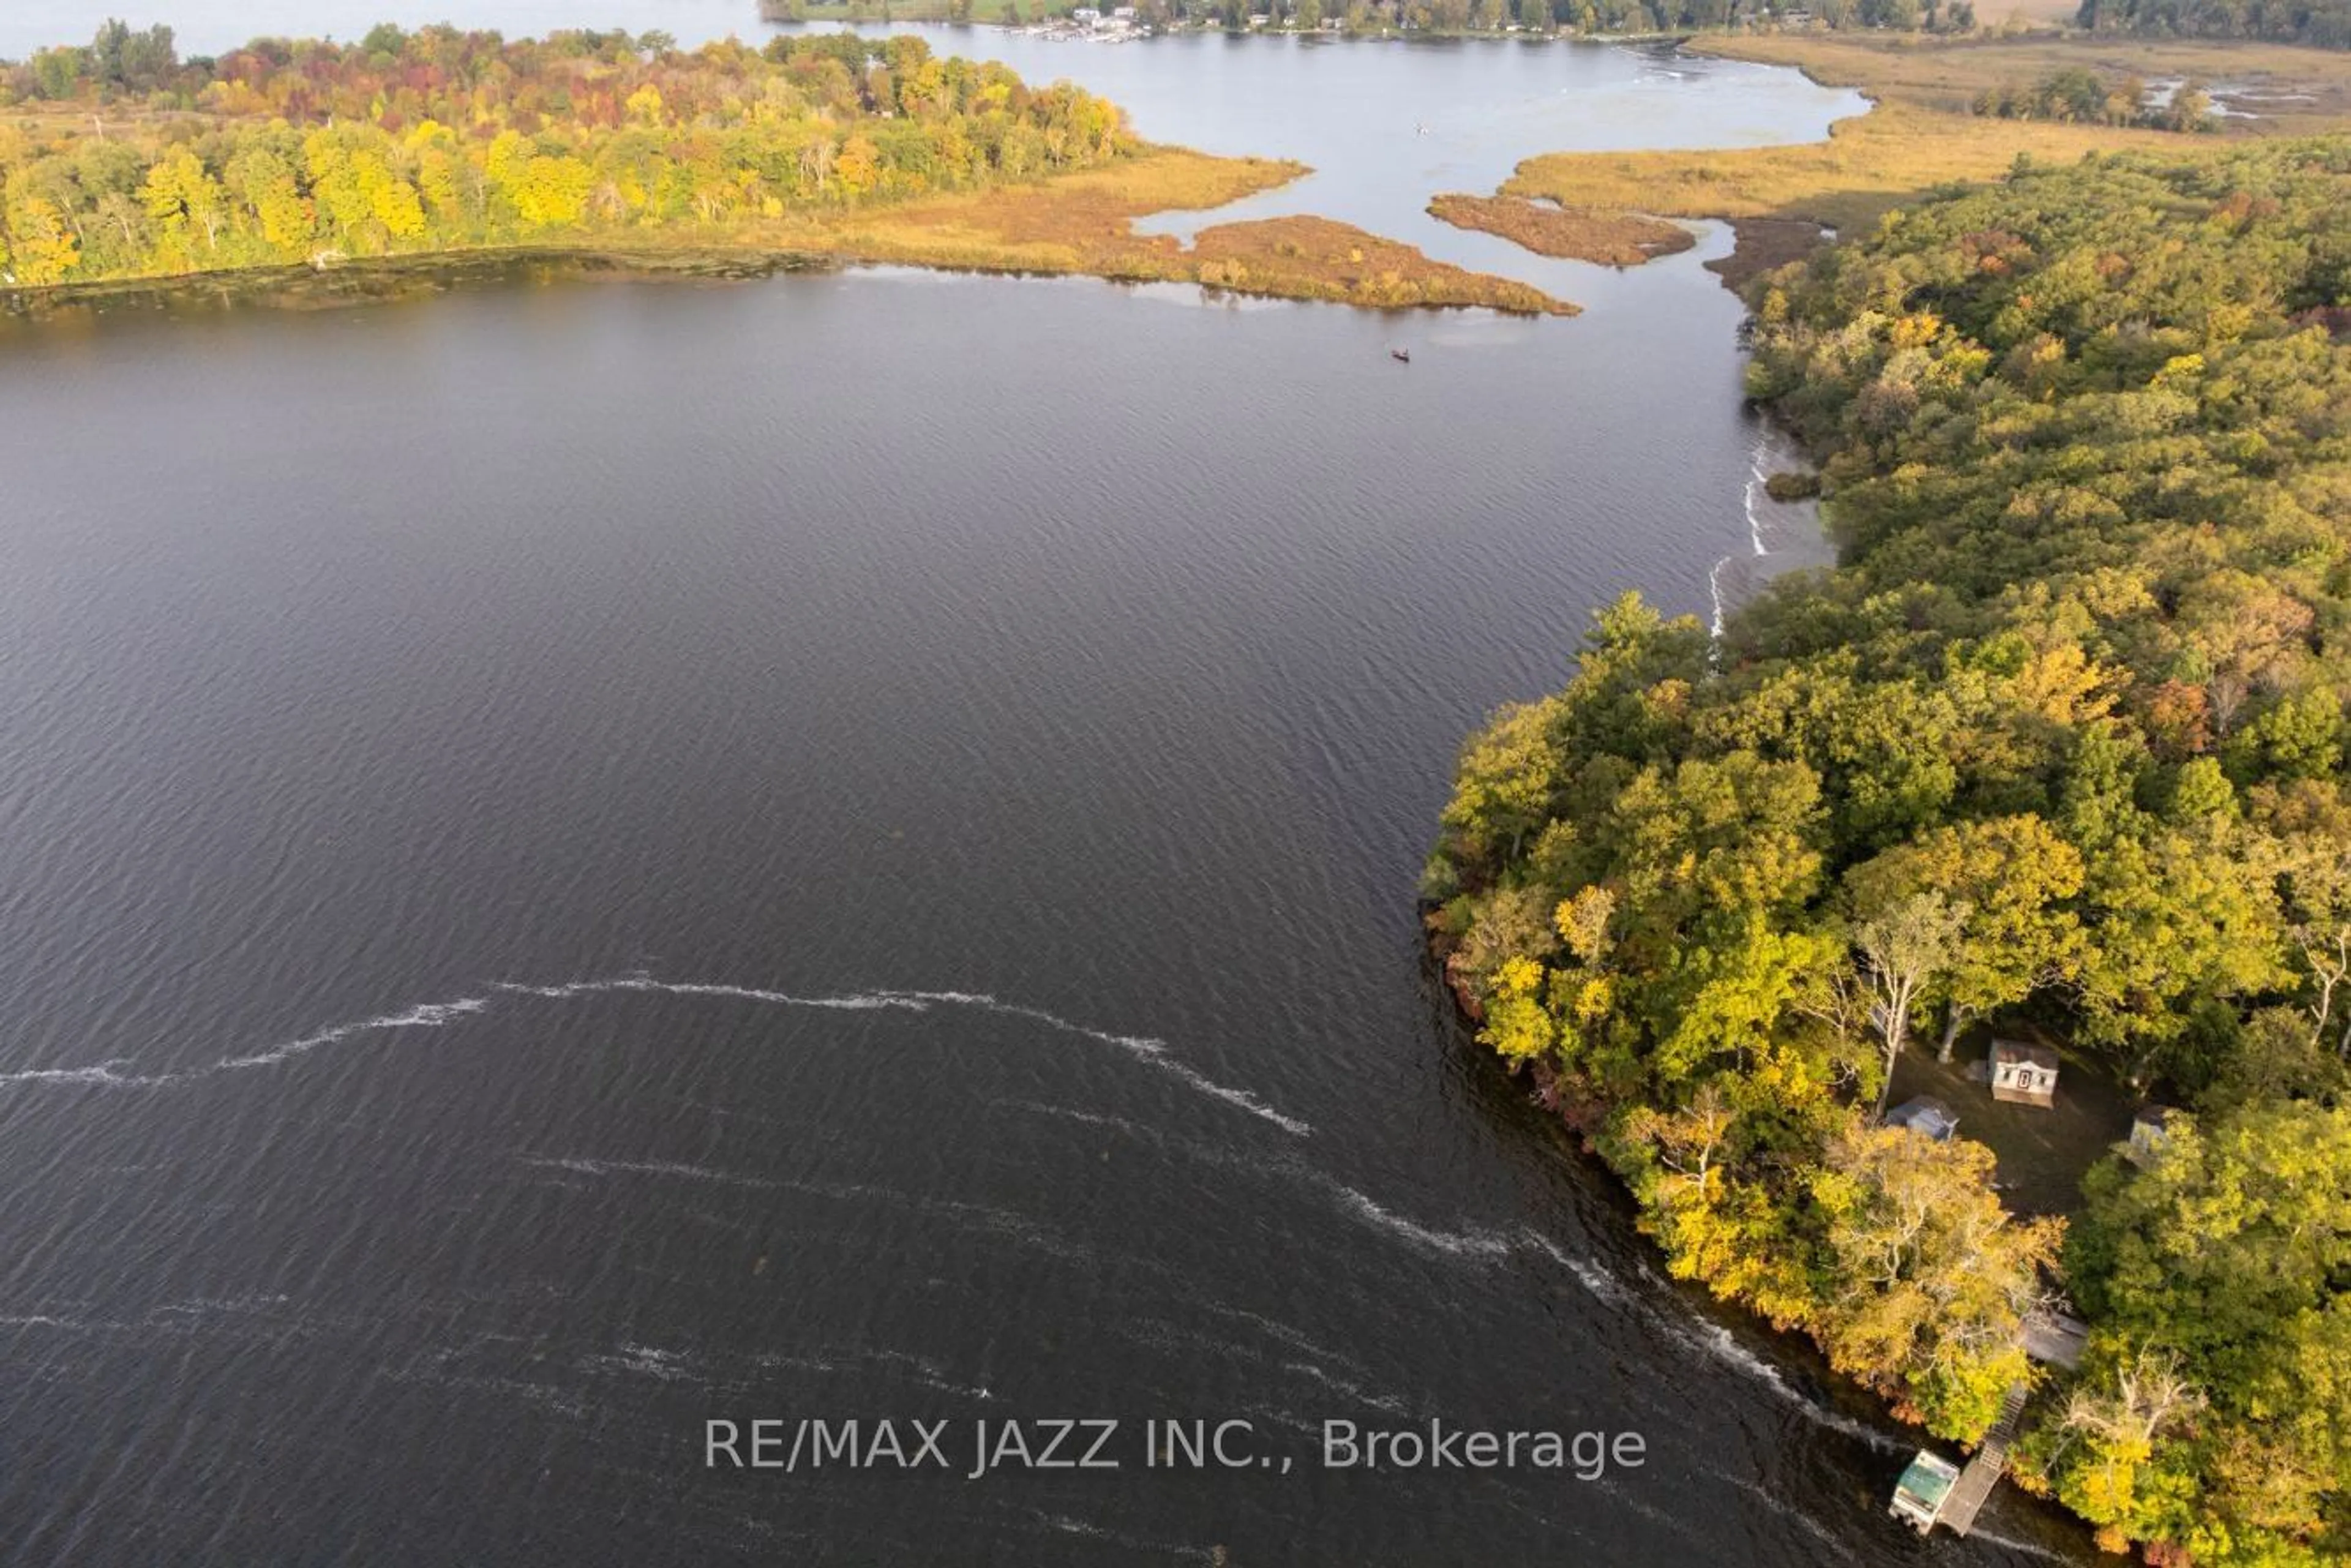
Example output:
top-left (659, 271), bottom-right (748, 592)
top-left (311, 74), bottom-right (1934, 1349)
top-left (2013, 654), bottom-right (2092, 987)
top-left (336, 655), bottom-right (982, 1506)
top-left (1937, 1383), bottom-right (2030, 1537)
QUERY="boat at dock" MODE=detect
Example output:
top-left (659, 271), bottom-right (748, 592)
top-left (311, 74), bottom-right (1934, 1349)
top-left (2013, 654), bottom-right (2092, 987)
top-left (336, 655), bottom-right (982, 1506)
top-left (1889, 1382), bottom-right (2031, 1537)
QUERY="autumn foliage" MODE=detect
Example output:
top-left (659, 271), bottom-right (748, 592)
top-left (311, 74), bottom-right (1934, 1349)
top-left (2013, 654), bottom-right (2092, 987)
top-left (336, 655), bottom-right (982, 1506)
top-left (0, 24), bottom-right (1134, 287)
top-left (1431, 138), bottom-right (2351, 1562)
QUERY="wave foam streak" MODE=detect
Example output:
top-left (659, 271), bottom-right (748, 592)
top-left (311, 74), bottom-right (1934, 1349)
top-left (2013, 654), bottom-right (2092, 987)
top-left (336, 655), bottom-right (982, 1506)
top-left (1, 975), bottom-right (1310, 1135)
top-left (214, 999), bottom-right (490, 1071)
top-left (498, 977), bottom-right (1311, 1136)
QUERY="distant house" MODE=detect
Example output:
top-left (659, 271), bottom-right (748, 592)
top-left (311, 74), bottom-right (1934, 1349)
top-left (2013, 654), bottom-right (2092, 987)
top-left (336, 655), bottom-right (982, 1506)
top-left (2127, 1105), bottom-right (2181, 1167)
top-left (1885, 1095), bottom-right (1960, 1141)
top-left (1989, 1039), bottom-right (2059, 1108)
top-left (1072, 5), bottom-right (1102, 20)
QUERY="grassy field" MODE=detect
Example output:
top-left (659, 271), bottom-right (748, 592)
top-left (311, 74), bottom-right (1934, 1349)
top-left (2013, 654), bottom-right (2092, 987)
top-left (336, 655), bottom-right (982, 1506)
top-left (1490, 32), bottom-right (2351, 287)
top-left (1697, 30), bottom-right (2351, 129)
top-left (1509, 102), bottom-right (2179, 237)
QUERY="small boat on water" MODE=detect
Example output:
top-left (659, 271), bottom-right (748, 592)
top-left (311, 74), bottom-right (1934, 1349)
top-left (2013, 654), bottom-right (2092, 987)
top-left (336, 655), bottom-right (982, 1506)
top-left (1391, 348), bottom-right (1411, 363)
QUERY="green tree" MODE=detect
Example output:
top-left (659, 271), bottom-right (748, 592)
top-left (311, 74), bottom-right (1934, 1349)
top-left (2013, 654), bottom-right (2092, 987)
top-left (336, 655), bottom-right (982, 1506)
top-left (2066, 1103), bottom-right (2351, 1559)
top-left (1846, 815), bottom-right (2085, 1060)
top-left (1813, 1123), bottom-right (2060, 1439)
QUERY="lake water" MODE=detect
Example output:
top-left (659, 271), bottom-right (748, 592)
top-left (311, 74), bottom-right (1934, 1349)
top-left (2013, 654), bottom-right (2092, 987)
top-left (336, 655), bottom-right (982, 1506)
top-left (0, 13), bottom-right (2074, 1566)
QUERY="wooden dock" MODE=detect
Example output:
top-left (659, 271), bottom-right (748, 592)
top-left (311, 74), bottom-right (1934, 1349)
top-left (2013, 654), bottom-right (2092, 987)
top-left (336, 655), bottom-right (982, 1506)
top-left (1938, 1383), bottom-right (2030, 1536)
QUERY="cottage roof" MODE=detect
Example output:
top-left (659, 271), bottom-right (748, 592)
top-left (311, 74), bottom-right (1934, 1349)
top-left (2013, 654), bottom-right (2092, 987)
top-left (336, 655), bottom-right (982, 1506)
top-left (1989, 1038), bottom-right (2059, 1072)
top-left (1885, 1096), bottom-right (1960, 1139)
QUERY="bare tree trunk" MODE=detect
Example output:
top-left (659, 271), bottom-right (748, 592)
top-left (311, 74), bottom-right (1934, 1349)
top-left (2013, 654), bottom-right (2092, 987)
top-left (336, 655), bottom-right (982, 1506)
top-left (1873, 1004), bottom-right (1907, 1117)
top-left (1937, 1003), bottom-right (1965, 1064)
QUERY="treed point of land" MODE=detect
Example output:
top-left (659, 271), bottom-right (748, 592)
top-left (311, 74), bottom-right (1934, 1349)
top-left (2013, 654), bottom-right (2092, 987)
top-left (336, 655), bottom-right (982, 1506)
top-left (1431, 135), bottom-right (2351, 1567)
top-left (0, 24), bottom-right (1567, 315)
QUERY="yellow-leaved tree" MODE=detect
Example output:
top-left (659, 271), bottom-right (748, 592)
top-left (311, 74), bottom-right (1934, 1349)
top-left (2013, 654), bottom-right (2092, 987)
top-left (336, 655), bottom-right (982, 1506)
top-left (4, 191), bottom-right (81, 284)
top-left (139, 148), bottom-right (228, 272)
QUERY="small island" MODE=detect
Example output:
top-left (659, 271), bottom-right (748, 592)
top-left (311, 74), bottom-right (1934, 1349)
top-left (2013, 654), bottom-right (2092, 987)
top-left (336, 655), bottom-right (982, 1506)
top-left (0, 21), bottom-right (1568, 315)
top-left (1426, 192), bottom-right (1693, 267)
top-left (1428, 137), bottom-right (2351, 1564)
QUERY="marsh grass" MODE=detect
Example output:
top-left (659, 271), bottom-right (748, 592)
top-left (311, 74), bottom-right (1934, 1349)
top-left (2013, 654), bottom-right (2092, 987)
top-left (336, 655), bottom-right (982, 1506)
top-left (1427, 192), bottom-right (1696, 266)
top-left (1695, 31), bottom-right (2351, 130)
top-left (797, 149), bottom-right (1576, 312)
top-left (1491, 31), bottom-right (2351, 288)
top-left (1507, 103), bottom-right (2186, 238)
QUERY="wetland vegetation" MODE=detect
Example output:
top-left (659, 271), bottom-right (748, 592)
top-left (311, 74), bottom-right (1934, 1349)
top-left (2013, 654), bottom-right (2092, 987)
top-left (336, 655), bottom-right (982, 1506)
top-left (0, 22), bottom-right (1562, 312)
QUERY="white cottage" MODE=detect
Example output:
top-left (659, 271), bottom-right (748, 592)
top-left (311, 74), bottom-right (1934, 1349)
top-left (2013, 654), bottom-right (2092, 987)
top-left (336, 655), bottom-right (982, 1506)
top-left (1988, 1038), bottom-right (2059, 1108)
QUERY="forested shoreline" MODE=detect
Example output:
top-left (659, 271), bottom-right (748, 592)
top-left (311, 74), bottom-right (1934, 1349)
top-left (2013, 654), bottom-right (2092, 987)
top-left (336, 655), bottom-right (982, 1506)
top-left (0, 25), bottom-right (1132, 287)
top-left (0, 23), bottom-right (1578, 315)
top-left (1430, 139), bottom-right (2351, 1562)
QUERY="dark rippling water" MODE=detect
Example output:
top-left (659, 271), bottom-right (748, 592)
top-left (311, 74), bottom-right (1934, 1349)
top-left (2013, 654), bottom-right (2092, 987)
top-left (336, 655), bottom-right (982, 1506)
top-left (0, 266), bottom-right (2082, 1567)
top-left (0, 14), bottom-right (2086, 1563)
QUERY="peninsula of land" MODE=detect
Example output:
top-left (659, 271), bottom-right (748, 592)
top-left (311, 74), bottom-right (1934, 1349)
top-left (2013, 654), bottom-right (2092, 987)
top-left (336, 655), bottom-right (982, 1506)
top-left (1430, 131), bottom-right (2351, 1567)
top-left (0, 24), bottom-right (1569, 315)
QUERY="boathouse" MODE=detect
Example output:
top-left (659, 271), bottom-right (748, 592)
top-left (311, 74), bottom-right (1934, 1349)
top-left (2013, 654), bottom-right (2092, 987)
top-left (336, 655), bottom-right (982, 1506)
top-left (1891, 1383), bottom-right (2030, 1537)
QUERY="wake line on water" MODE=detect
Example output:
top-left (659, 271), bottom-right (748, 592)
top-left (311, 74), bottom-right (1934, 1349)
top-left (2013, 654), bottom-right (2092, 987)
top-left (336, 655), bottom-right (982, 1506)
top-left (1324, 1181), bottom-right (1515, 1259)
top-left (1030, 1513), bottom-right (1220, 1565)
top-left (534, 1155), bottom-right (1092, 1261)
top-left (1706, 429), bottom-right (1777, 640)
top-left (217, 999), bottom-right (490, 1070)
top-left (500, 978), bottom-right (1311, 1136)
top-left (1690, 1324), bottom-right (1905, 1455)
top-left (0, 975), bottom-right (1310, 1135)
top-left (1519, 1231), bottom-right (1907, 1457)
top-left (0, 999), bottom-right (497, 1090)
top-left (17, 974), bottom-right (1910, 1465)
top-left (1968, 1528), bottom-right (2078, 1564)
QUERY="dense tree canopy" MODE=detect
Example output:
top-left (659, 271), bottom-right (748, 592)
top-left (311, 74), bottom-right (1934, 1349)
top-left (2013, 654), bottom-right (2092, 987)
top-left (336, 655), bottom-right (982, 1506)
top-left (0, 23), bottom-right (1132, 287)
top-left (2080, 0), bottom-right (2351, 50)
top-left (2052, 1103), bottom-right (2351, 1556)
top-left (1430, 138), bottom-right (2351, 1561)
